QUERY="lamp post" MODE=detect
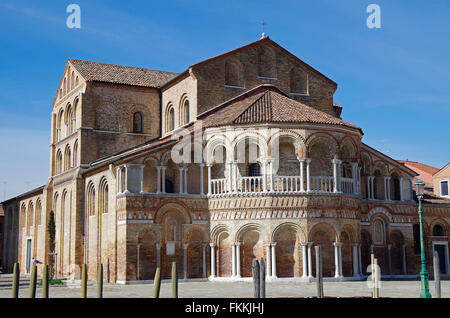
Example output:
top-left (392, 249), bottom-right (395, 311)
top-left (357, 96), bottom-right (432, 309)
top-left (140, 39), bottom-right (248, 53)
top-left (415, 179), bottom-right (432, 298)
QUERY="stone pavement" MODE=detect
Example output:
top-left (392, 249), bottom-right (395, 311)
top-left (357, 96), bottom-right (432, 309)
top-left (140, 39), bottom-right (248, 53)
top-left (0, 274), bottom-right (448, 298)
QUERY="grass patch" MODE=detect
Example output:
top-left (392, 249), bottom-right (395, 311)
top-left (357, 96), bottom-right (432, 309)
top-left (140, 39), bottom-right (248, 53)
top-left (38, 279), bottom-right (64, 286)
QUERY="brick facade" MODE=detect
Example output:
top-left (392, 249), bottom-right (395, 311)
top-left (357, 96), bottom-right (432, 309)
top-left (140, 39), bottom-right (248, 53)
top-left (2, 36), bottom-right (450, 283)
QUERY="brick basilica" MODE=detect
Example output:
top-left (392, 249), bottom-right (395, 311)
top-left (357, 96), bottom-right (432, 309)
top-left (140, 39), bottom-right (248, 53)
top-left (1, 35), bottom-right (449, 283)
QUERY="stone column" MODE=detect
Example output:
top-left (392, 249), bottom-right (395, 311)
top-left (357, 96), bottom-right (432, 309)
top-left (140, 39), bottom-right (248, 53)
top-left (225, 161), bottom-right (232, 193)
top-left (210, 243), bottom-right (216, 278)
top-left (358, 167), bottom-right (362, 194)
top-left (351, 162), bottom-right (359, 194)
top-left (207, 164), bottom-right (212, 195)
top-left (387, 244), bottom-right (392, 275)
top-left (178, 166), bottom-right (184, 194)
top-left (183, 243), bottom-right (189, 280)
top-left (333, 242), bottom-right (343, 278)
top-left (386, 177), bottom-right (391, 200)
top-left (383, 177), bottom-right (388, 201)
top-left (116, 167), bottom-right (121, 193)
top-left (366, 176), bottom-right (371, 200)
top-left (156, 242), bottom-right (161, 269)
top-left (183, 167), bottom-right (188, 194)
top-left (301, 242), bottom-right (308, 278)
top-left (298, 158), bottom-right (305, 193)
top-left (332, 159), bottom-right (341, 193)
top-left (139, 164), bottom-right (144, 193)
top-left (161, 167), bottom-right (166, 193)
top-left (305, 159), bottom-right (312, 193)
top-left (268, 158), bottom-right (275, 192)
top-left (402, 245), bottom-right (407, 275)
top-left (236, 242), bottom-right (241, 278)
top-left (370, 176), bottom-right (375, 200)
top-left (337, 160), bottom-right (342, 192)
top-left (358, 244), bottom-right (363, 276)
top-left (307, 242), bottom-right (313, 278)
top-left (262, 159), bottom-right (268, 192)
top-left (199, 164), bottom-right (205, 195)
top-left (124, 164), bottom-right (130, 194)
top-left (232, 160), bottom-right (239, 193)
top-left (265, 243), bottom-right (272, 278)
top-left (271, 243), bottom-right (277, 278)
top-left (231, 243), bottom-right (236, 277)
top-left (352, 243), bottom-right (359, 277)
top-left (156, 166), bottom-right (162, 193)
top-left (399, 177), bottom-right (404, 201)
top-left (202, 243), bottom-right (207, 278)
top-left (136, 244), bottom-right (141, 280)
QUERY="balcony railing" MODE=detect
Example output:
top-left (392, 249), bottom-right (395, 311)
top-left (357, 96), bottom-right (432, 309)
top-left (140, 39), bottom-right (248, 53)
top-left (209, 175), bottom-right (359, 196)
top-left (211, 178), bottom-right (229, 195)
top-left (273, 176), bottom-right (302, 193)
top-left (310, 176), bottom-right (334, 193)
top-left (341, 177), bottom-right (354, 194)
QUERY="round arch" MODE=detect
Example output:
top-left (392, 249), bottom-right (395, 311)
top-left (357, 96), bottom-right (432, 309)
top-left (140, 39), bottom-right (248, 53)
top-left (154, 201), bottom-right (191, 224)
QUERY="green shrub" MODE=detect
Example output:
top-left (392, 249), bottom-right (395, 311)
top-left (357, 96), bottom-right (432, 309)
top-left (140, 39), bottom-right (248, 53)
top-left (38, 279), bottom-right (63, 286)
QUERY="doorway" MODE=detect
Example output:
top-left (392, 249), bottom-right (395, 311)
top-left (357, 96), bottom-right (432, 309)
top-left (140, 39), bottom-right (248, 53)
top-left (433, 242), bottom-right (449, 274)
top-left (26, 238), bottom-right (32, 273)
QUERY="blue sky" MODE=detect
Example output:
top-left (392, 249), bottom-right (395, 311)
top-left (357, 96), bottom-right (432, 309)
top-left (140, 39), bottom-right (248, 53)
top-left (0, 0), bottom-right (449, 200)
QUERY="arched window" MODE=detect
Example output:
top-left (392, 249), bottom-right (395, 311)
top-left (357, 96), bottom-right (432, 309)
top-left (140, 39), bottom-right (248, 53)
top-left (68, 67), bottom-right (71, 90)
top-left (413, 224), bottom-right (420, 254)
top-left (225, 59), bottom-right (244, 87)
top-left (75, 76), bottom-right (79, 87)
top-left (166, 104), bottom-right (175, 132)
top-left (258, 46), bottom-right (276, 78)
top-left (372, 218), bottom-right (385, 245)
top-left (64, 145), bottom-right (71, 170)
top-left (20, 204), bottom-right (26, 229)
top-left (57, 109), bottom-right (64, 141)
top-left (99, 178), bottom-right (109, 214)
top-left (73, 98), bottom-right (78, 131)
top-left (180, 98), bottom-right (190, 125)
top-left (289, 67), bottom-right (308, 94)
top-left (55, 150), bottom-right (63, 174)
top-left (65, 104), bottom-right (73, 135)
top-left (27, 202), bottom-right (34, 236)
top-left (63, 77), bottom-right (67, 95)
top-left (133, 112), bottom-right (143, 133)
top-left (73, 140), bottom-right (78, 167)
top-left (71, 71), bottom-right (75, 90)
top-left (433, 224), bottom-right (444, 236)
top-left (86, 182), bottom-right (96, 216)
top-left (36, 200), bottom-right (42, 226)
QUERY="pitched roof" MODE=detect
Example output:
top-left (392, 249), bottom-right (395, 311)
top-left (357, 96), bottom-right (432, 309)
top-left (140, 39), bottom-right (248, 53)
top-left (397, 160), bottom-right (439, 187)
top-left (434, 162), bottom-right (450, 176)
top-left (199, 85), bottom-right (361, 132)
top-left (69, 59), bottom-right (179, 88)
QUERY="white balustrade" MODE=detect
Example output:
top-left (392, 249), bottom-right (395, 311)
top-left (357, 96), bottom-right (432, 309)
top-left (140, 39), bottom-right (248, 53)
top-left (210, 178), bottom-right (228, 195)
top-left (341, 177), bottom-right (354, 194)
top-left (310, 176), bottom-right (334, 193)
top-left (209, 175), bottom-right (355, 195)
top-left (273, 176), bottom-right (301, 193)
top-left (238, 176), bottom-right (263, 193)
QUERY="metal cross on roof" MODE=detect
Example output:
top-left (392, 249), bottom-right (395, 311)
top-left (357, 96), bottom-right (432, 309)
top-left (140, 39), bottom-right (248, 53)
top-left (261, 21), bottom-right (268, 39)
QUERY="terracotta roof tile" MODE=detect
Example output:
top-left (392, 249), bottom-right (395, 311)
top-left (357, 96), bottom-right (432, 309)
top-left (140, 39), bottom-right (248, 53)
top-left (397, 160), bottom-right (439, 186)
top-left (69, 59), bottom-right (179, 88)
top-left (200, 85), bottom-right (361, 131)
